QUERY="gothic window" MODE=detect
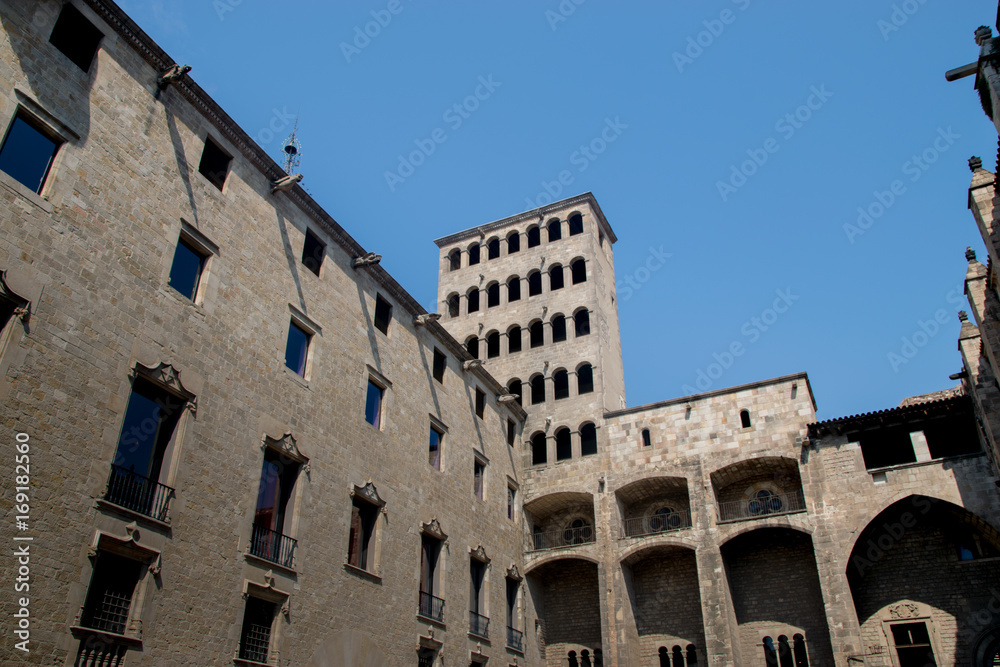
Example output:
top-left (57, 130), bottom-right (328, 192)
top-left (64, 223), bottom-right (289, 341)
top-left (792, 635), bottom-right (808, 667)
top-left (448, 248), bottom-right (461, 271)
top-left (467, 287), bottom-right (480, 313)
top-left (642, 428), bottom-right (652, 447)
top-left (466, 336), bottom-right (479, 359)
top-left (563, 518), bottom-right (592, 544)
top-left (507, 379), bottom-right (522, 405)
top-left (468, 243), bottom-right (481, 265)
top-left (529, 321), bottom-right (544, 348)
top-left (447, 293), bottom-right (460, 317)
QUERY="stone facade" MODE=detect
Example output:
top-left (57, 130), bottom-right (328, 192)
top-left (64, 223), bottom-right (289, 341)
top-left (3, 2), bottom-right (1000, 667)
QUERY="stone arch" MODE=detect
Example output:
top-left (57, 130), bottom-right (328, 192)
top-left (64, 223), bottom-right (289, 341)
top-left (571, 257), bottom-right (587, 284)
top-left (506, 274), bottom-right (521, 302)
top-left (447, 248), bottom-right (461, 271)
top-left (526, 224), bottom-right (541, 248)
top-left (506, 229), bottom-right (521, 254)
top-left (486, 236), bottom-right (500, 260)
top-left (568, 211), bottom-right (584, 236)
top-left (467, 241), bottom-right (481, 265)
top-left (547, 217), bottom-right (562, 242)
top-left (485, 281), bottom-right (500, 308)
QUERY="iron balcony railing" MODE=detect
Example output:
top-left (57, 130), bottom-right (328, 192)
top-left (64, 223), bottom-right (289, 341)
top-left (419, 591), bottom-right (445, 622)
top-left (103, 464), bottom-right (173, 522)
top-left (249, 523), bottom-right (296, 569)
top-left (469, 611), bottom-right (490, 638)
top-left (717, 490), bottom-right (806, 523)
top-left (529, 525), bottom-right (596, 552)
top-left (507, 626), bottom-right (524, 651)
top-left (621, 509), bottom-right (692, 538)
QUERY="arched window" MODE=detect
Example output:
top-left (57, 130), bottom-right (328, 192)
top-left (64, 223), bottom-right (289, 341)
top-left (763, 637), bottom-right (777, 666)
top-left (659, 647), bottom-right (670, 667)
top-left (528, 271), bottom-right (542, 296)
top-left (529, 321), bottom-right (544, 348)
top-left (527, 225), bottom-right (540, 248)
top-left (487, 237), bottom-right (500, 260)
top-left (486, 331), bottom-right (500, 358)
top-left (508, 379), bottom-right (523, 406)
top-left (578, 363), bottom-right (594, 394)
top-left (571, 258), bottom-right (587, 284)
top-left (530, 431), bottom-right (546, 465)
top-left (551, 314), bottom-right (567, 343)
top-left (686, 645), bottom-right (698, 666)
top-left (507, 230), bottom-right (520, 254)
top-left (749, 489), bottom-right (783, 516)
top-left (672, 646), bottom-right (684, 667)
top-left (581, 649), bottom-right (592, 667)
top-left (568, 650), bottom-right (579, 667)
top-left (447, 293), bottom-right (460, 318)
top-left (486, 282), bottom-right (500, 308)
top-left (574, 309), bottom-right (591, 336)
top-left (642, 428), bottom-right (651, 447)
top-left (595, 649), bottom-right (603, 667)
top-left (448, 249), bottom-right (461, 271)
top-left (549, 264), bottom-right (564, 290)
top-left (553, 369), bottom-right (569, 400)
top-left (580, 422), bottom-right (597, 456)
top-left (568, 212), bottom-right (583, 236)
top-left (467, 287), bottom-right (480, 313)
top-left (507, 276), bottom-right (521, 302)
top-left (466, 336), bottom-right (479, 359)
top-left (777, 636), bottom-right (793, 667)
top-left (792, 635), bottom-right (808, 667)
top-left (740, 409), bottom-right (751, 428)
top-left (507, 325), bottom-right (522, 354)
top-left (530, 375), bottom-right (545, 404)
top-left (547, 218), bottom-right (561, 242)
top-left (563, 517), bottom-right (592, 543)
top-left (556, 427), bottom-right (572, 460)
top-left (468, 243), bottom-right (480, 266)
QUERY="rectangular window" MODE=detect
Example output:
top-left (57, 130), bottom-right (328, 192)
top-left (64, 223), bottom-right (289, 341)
top-left (168, 236), bottom-right (208, 301)
top-left (347, 497), bottom-right (379, 572)
top-left (892, 623), bottom-right (938, 667)
top-left (419, 535), bottom-right (444, 621)
top-left (474, 459), bottom-right (485, 499)
top-left (374, 294), bottom-right (392, 335)
top-left (80, 551), bottom-right (143, 635)
top-left (0, 111), bottom-right (61, 194)
top-left (239, 596), bottom-right (276, 664)
top-left (251, 449), bottom-right (299, 568)
top-left (301, 228), bottom-right (326, 276)
top-left (198, 136), bottom-right (231, 190)
top-left (365, 380), bottom-right (384, 428)
top-left (507, 419), bottom-right (516, 446)
top-left (284, 320), bottom-right (310, 376)
top-left (49, 4), bottom-right (103, 72)
top-left (507, 484), bottom-right (516, 521)
top-left (506, 576), bottom-right (523, 651)
top-left (433, 348), bottom-right (446, 383)
top-left (428, 426), bottom-right (443, 470)
top-left (470, 558), bottom-right (488, 638)
top-left (476, 388), bottom-right (486, 419)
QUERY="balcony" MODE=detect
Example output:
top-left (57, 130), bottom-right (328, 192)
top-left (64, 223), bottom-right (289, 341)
top-left (507, 626), bottom-right (524, 652)
top-left (469, 611), bottom-right (490, 638)
top-left (717, 489), bottom-right (806, 523)
top-left (621, 508), bottom-right (692, 538)
top-left (530, 524), bottom-right (596, 552)
top-left (249, 523), bottom-right (296, 569)
top-left (419, 591), bottom-right (445, 622)
top-left (103, 464), bottom-right (173, 522)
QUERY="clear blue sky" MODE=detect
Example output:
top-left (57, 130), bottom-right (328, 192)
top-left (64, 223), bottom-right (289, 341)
top-left (119, 0), bottom-right (999, 420)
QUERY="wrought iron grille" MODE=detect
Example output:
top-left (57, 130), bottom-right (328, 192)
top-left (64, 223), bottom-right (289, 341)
top-left (104, 464), bottom-right (173, 522)
top-left (529, 525), bottom-right (596, 551)
top-left (83, 587), bottom-right (132, 635)
top-left (507, 626), bottom-right (524, 651)
top-left (249, 523), bottom-right (296, 568)
top-left (621, 509), bottom-right (692, 538)
top-left (238, 620), bottom-right (271, 664)
top-left (717, 490), bottom-right (806, 523)
top-left (469, 611), bottom-right (490, 638)
top-left (418, 591), bottom-right (445, 622)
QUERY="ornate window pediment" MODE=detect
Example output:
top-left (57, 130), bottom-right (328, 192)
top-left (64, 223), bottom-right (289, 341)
top-left (470, 545), bottom-right (490, 564)
top-left (351, 480), bottom-right (385, 508)
top-left (131, 361), bottom-right (197, 413)
top-left (506, 564), bottom-right (522, 581)
top-left (420, 518), bottom-right (447, 541)
top-left (262, 431), bottom-right (308, 467)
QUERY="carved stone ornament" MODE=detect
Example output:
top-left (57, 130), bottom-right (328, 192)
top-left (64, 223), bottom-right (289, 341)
top-left (263, 432), bottom-right (308, 464)
top-left (264, 569), bottom-right (276, 589)
top-left (420, 518), bottom-right (447, 540)
top-left (888, 602), bottom-right (920, 619)
top-left (157, 63), bottom-right (191, 89)
top-left (149, 553), bottom-right (162, 576)
top-left (470, 545), bottom-right (490, 563)
top-left (125, 521), bottom-right (139, 542)
top-left (0, 271), bottom-right (29, 319)
top-left (352, 252), bottom-right (381, 268)
top-left (131, 361), bottom-right (197, 414)
top-left (280, 600), bottom-right (290, 619)
top-left (506, 564), bottom-right (522, 581)
top-left (351, 481), bottom-right (386, 508)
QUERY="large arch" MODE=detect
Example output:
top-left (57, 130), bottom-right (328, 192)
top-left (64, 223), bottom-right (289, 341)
top-left (525, 491), bottom-right (595, 552)
top-left (615, 476), bottom-right (691, 539)
top-left (525, 556), bottom-right (602, 665)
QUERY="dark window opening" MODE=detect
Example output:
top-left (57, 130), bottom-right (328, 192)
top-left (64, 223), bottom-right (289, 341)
top-left (854, 426), bottom-right (917, 469)
top-left (508, 379), bottom-right (522, 406)
top-left (374, 294), bottom-right (392, 335)
top-left (642, 428), bottom-right (652, 447)
top-left (923, 414), bottom-right (982, 459)
top-left (468, 244), bottom-right (481, 265)
top-left (301, 229), bottom-right (326, 276)
top-left (49, 4), bottom-right (103, 72)
top-left (252, 448), bottom-right (299, 567)
top-left (575, 310), bottom-right (591, 336)
top-left (508, 326), bottom-right (522, 354)
top-left (467, 288), bottom-right (480, 313)
top-left (168, 236), bottom-right (208, 301)
top-left (763, 637), bottom-right (777, 666)
top-left (531, 432), bottom-right (547, 465)
top-left (550, 265), bottom-right (564, 291)
top-left (673, 646), bottom-right (684, 667)
top-left (792, 635), bottom-right (807, 667)
top-left (530, 375), bottom-right (545, 404)
top-left (487, 238), bottom-right (500, 260)
top-left (506, 577), bottom-right (519, 632)
top-left (487, 283), bottom-right (500, 308)
top-left (740, 409), bottom-right (751, 428)
top-left (81, 552), bottom-right (142, 635)
top-left (486, 331), bottom-right (500, 359)
top-left (527, 226), bottom-right (540, 248)
top-left (507, 277), bottom-right (521, 302)
top-left (198, 136), bottom-right (231, 191)
top-left (507, 419), bottom-right (516, 446)
top-left (529, 321), bottom-right (544, 348)
top-left (433, 348), bottom-right (446, 383)
top-left (548, 219), bottom-right (562, 242)
top-left (687, 644), bottom-right (698, 665)
top-left (448, 249), bottom-right (461, 271)
top-left (476, 388), bottom-right (486, 418)
top-left (891, 623), bottom-right (937, 667)
top-left (474, 459), bottom-right (485, 499)
top-left (448, 294), bottom-right (460, 318)
top-left (347, 497), bottom-right (378, 571)
top-left (581, 422), bottom-right (597, 456)
top-left (777, 636), bottom-right (793, 667)
top-left (571, 259), bottom-right (587, 284)
top-left (420, 535), bottom-right (444, 619)
top-left (466, 336), bottom-right (479, 359)
top-left (556, 427), bottom-right (572, 461)
top-left (528, 271), bottom-right (542, 296)
top-left (507, 231), bottom-right (521, 254)
top-left (578, 363), bottom-right (594, 394)
top-left (568, 213), bottom-right (583, 236)
top-left (553, 370), bottom-right (569, 400)
top-left (0, 112), bottom-right (61, 194)
top-left (365, 380), bottom-right (383, 428)
top-left (429, 426), bottom-right (443, 469)
top-left (552, 315), bottom-right (567, 343)
top-left (285, 320), bottom-right (309, 376)
top-left (239, 597), bottom-right (275, 664)
top-left (507, 485), bottom-right (516, 520)
top-left (0, 298), bottom-right (17, 332)
top-left (470, 558), bottom-right (487, 635)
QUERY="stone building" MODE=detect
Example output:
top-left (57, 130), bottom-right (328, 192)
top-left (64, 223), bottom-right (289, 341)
top-left (3, 1), bottom-right (1000, 667)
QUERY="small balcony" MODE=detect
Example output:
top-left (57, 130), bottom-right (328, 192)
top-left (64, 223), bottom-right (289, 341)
top-left (419, 591), bottom-right (445, 622)
top-left (621, 508), bottom-right (692, 538)
top-left (530, 524), bottom-right (596, 551)
top-left (103, 464), bottom-right (173, 522)
top-left (525, 491), bottom-right (597, 553)
top-left (507, 626), bottom-right (524, 652)
top-left (249, 523), bottom-right (296, 569)
top-left (717, 489), bottom-right (806, 523)
top-left (469, 611), bottom-right (490, 639)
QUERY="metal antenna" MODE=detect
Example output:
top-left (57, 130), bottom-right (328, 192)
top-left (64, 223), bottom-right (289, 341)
top-left (280, 120), bottom-right (302, 174)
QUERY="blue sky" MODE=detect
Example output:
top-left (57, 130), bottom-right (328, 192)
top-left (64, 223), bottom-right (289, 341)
top-left (118, 0), bottom-right (999, 420)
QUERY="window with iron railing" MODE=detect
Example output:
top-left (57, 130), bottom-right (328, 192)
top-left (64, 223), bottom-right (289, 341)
top-left (80, 552), bottom-right (143, 636)
top-left (238, 597), bottom-right (275, 664)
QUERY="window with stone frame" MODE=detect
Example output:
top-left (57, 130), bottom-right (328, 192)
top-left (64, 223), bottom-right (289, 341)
top-left (0, 110), bottom-right (62, 195)
top-left (250, 444), bottom-right (301, 569)
top-left (347, 483), bottom-right (384, 574)
top-left (433, 348), bottom-right (447, 384)
top-left (168, 224), bottom-right (215, 303)
top-left (198, 135), bottom-right (231, 191)
top-left (238, 595), bottom-right (277, 664)
top-left (284, 320), bottom-right (311, 377)
top-left (476, 388), bottom-right (486, 419)
top-left (419, 531), bottom-right (445, 622)
top-left (428, 425), bottom-right (444, 470)
top-left (474, 455), bottom-right (487, 500)
top-left (79, 551), bottom-right (144, 636)
top-left (365, 378), bottom-right (385, 429)
top-left (469, 555), bottom-right (489, 638)
top-left (890, 622), bottom-right (937, 667)
top-left (49, 3), bottom-right (103, 72)
top-left (301, 228), bottom-right (326, 276)
top-left (373, 294), bottom-right (392, 335)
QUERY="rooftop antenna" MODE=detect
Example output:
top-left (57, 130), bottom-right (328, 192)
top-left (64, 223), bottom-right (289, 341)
top-left (280, 120), bottom-right (302, 175)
